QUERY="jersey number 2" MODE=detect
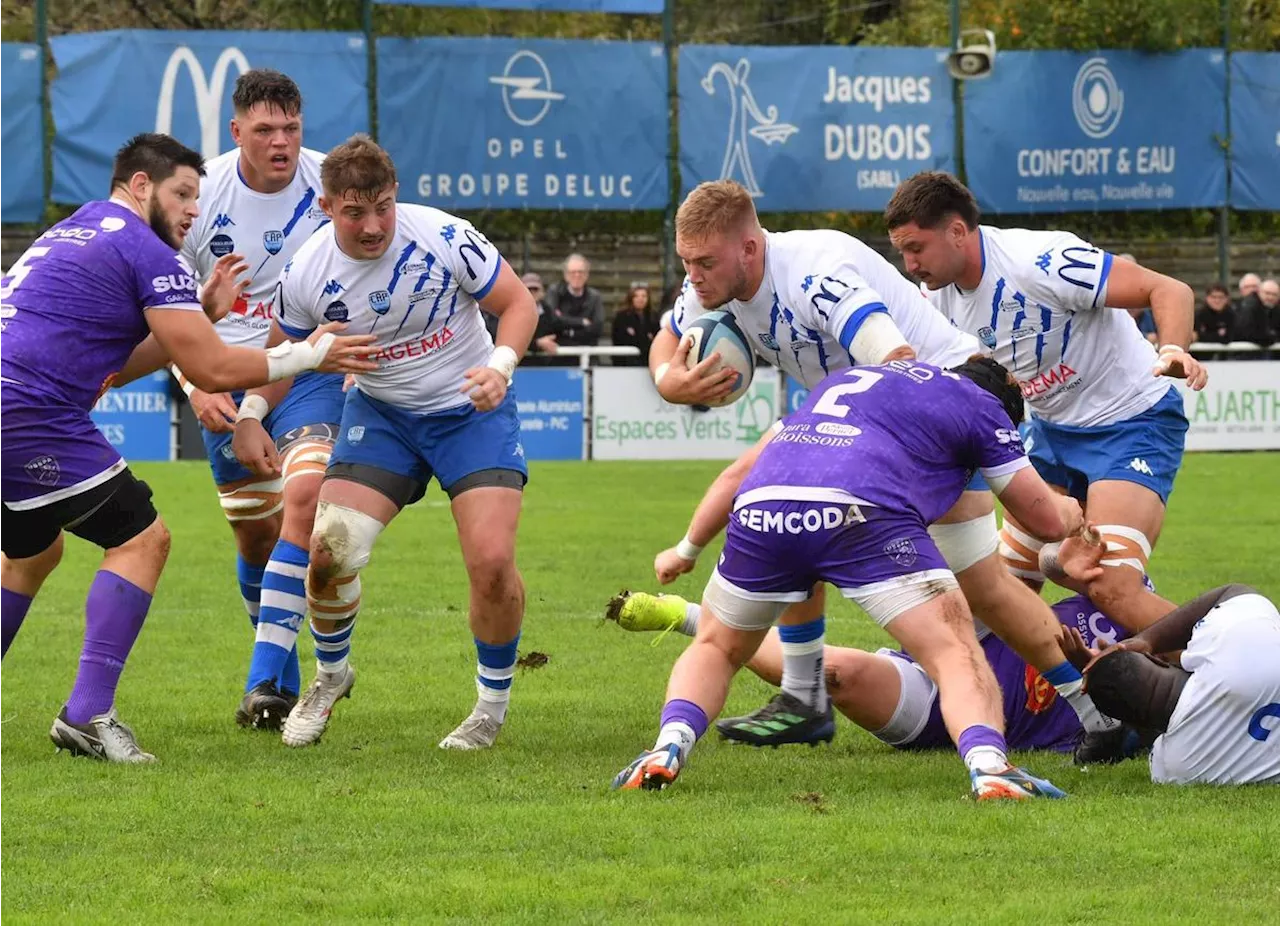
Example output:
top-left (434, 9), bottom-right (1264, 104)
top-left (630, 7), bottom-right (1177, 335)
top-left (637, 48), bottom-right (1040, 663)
top-left (811, 369), bottom-right (883, 418)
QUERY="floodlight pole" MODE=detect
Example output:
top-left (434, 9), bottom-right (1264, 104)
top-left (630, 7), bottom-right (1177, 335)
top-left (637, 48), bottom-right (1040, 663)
top-left (364, 0), bottom-right (378, 141)
top-left (36, 0), bottom-right (50, 217)
top-left (1218, 0), bottom-right (1231, 284)
top-left (662, 0), bottom-right (677, 295)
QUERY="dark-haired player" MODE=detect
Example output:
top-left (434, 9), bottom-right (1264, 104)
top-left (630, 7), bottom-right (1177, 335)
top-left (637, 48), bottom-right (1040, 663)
top-left (613, 358), bottom-right (1086, 799)
top-left (884, 171), bottom-right (1206, 635)
top-left (0, 133), bottom-right (374, 761)
top-left (174, 69), bottom-right (341, 729)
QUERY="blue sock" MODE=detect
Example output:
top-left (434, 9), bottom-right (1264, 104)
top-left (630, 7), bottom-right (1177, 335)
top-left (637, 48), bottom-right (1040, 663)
top-left (475, 635), bottom-right (519, 723)
top-left (237, 556), bottom-right (265, 631)
top-left (1042, 659), bottom-right (1114, 732)
top-left (246, 540), bottom-right (308, 694)
top-left (312, 618), bottom-right (355, 673)
top-left (1042, 660), bottom-right (1084, 692)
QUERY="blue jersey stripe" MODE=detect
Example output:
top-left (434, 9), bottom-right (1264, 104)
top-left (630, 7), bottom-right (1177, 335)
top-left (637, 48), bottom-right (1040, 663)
top-left (470, 258), bottom-right (502, 302)
top-left (282, 188), bottom-right (315, 238)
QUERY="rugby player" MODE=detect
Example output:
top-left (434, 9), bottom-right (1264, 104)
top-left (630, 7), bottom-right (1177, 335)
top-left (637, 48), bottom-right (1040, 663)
top-left (0, 133), bottom-right (374, 762)
top-left (174, 69), bottom-right (340, 729)
top-left (645, 180), bottom-right (1117, 749)
top-left (613, 358), bottom-right (1084, 799)
top-left (240, 135), bottom-right (538, 750)
top-left (884, 172), bottom-right (1207, 633)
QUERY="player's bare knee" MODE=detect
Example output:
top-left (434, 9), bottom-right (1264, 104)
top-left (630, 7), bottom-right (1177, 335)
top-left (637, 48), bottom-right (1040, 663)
top-left (119, 517), bottom-right (171, 565)
top-left (466, 547), bottom-right (517, 601)
top-left (233, 515), bottom-right (279, 564)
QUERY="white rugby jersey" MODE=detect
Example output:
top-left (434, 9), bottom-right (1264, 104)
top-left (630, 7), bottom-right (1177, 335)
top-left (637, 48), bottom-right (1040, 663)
top-left (925, 226), bottom-right (1170, 428)
top-left (277, 203), bottom-right (501, 414)
top-left (669, 229), bottom-right (977, 389)
top-left (1150, 593), bottom-right (1280, 786)
top-left (181, 147), bottom-right (328, 349)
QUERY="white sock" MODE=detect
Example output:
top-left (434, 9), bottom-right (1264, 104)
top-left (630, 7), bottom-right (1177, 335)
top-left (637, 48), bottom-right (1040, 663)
top-left (964, 745), bottom-right (1009, 775)
top-left (1056, 679), bottom-right (1121, 733)
top-left (680, 603), bottom-right (701, 637)
top-left (655, 721), bottom-right (698, 760)
top-left (476, 684), bottom-right (510, 723)
top-left (778, 618), bottom-right (828, 712)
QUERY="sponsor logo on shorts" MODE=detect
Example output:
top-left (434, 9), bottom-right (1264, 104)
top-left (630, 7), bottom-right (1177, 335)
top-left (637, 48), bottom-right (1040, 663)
top-left (346, 425), bottom-right (365, 444)
top-left (262, 230), bottom-right (284, 255)
top-left (209, 233), bottom-right (235, 257)
top-left (883, 537), bottom-right (918, 567)
top-left (738, 505), bottom-right (861, 534)
top-left (220, 444), bottom-right (236, 460)
top-left (1128, 457), bottom-right (1154, 476)
top-left (1023, 665), bottom-right (1058, 714)
top-left (24, 454), bottom-right (60, 486)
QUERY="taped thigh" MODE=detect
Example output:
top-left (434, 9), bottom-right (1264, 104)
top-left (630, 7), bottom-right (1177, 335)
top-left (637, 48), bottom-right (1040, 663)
top-left (702, 570), bottom-right (796, 632)
top-left (868, 650), bottom-right (939, 747)
top-left (1094, 524), bottom-right (1153, 574)
top-left (277, 423), bottom-right (339, 487)
top-left (928, 512), bottom-right (999, 575)
top-left (997, 520), bottom-right (1046, 582)
top-left (840, 569), bottom-right (959, 628)
top-left (218, 477), bottom-right (284, 522)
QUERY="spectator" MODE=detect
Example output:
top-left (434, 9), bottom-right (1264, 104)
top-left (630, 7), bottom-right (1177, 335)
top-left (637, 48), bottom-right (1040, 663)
top-left (1236, 273), bottom-right (1261, 307)
top-left (1115, 254), bottom-right (1157, 344)
top-left (545, 252), bottom-right (605, 348)
top-left (1194, 282), bottom-right (1236, 345)
top-left (481, 271), bottom-right (561, 362)
top-left (1258, 279), bottom-right (1280, 346)
top-left (611, 282), bottom-right (662, 366)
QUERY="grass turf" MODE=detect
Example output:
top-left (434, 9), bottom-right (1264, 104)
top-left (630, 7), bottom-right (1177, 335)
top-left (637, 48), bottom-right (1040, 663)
top-left (3, 453), bottom-right (1279, 923)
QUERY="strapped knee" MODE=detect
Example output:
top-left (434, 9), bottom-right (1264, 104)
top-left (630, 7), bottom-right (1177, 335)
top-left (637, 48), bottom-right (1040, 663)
top-left (280, 427), bottom-right (335, 486)
top-left (998, 521), bottom-right (1045, 583)
top-left (308, 501), bottom-right (384, 621)
top-left (218, 478), bottom-right (284, 522)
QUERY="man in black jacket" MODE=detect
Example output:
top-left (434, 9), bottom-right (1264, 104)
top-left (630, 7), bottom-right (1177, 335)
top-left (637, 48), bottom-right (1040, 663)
top-left (545, 253), bottom-right (605, 348)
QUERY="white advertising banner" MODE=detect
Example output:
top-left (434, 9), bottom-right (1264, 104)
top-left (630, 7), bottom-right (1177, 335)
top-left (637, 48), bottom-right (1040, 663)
top-left (592, 368), bottom-right (783, 460)
top-left (1171, 361), bottom-right (1280, 452)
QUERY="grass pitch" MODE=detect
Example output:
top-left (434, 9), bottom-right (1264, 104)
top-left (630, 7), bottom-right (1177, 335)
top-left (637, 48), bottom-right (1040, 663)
top-left (3, 454), bottom-right (1279, 923)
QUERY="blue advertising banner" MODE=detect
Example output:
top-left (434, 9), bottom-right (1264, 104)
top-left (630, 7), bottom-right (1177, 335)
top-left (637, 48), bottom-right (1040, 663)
top-left (785, 376), bottom-right (810, 414)
top-left (2, 43), bottom-right (44, 223)
top-left (50, 30), bottom-right (369, 204)
top-left (378, 38), bottom-right (668, 210)
top-left (678, 45), bottom-right (954, 212)
top-left (512, 368), bottom-right (585, 460)
top-left (1230, 52), bottom-right (1280, 211)
top-left (375, 0), bottom-right (662, 10)
top-left (91, 371), bottom-right (173, 462)
top-left (964, 50), bottom-right (1226, 213)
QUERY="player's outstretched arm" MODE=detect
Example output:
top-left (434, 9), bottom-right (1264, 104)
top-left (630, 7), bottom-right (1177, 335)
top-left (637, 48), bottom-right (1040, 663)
top-left (1104, 258), bottom-right (1207, 391)
top-left (654, 426), bottom-right (775, 584)
top-left (146, 311), bottom-right (377, 394)
top-left (994, 468), bottom-right (1084, 543)
top-left (1124, 584), bottom-right (1257, 659)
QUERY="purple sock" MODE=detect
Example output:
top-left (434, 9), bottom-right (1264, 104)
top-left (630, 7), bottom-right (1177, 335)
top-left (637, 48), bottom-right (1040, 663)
top-left (660, 698), bottom-right (709, 741)
top-left (956, 724), bottom-right (1008, 763)
top-left (65, 571), bottom-right (153, 724)
top-left (2, 588), bottom-right (34, 658)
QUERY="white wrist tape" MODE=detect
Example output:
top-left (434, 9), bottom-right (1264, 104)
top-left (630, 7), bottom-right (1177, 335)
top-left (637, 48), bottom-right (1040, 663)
top-left (236, 394), bottom-right (269, 423)
top-left (849, 311), bottom-right (910, 364)
top-left (675, 534), bottom-right (704, 561)
top-left (171, 365), bottom-right (196, 397)
top-left (654, 362), bottom-right (671, 387)
top-left (487, 345), bottom-right (518, 383)
top-left (1157, 344), bottom-right (1185, 356)
top-left (266, 333), bottom-right (335, 382)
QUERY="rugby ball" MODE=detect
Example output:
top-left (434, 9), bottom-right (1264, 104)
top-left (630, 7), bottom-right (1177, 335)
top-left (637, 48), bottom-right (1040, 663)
top-left (682, 310), bottom-right (755, 407)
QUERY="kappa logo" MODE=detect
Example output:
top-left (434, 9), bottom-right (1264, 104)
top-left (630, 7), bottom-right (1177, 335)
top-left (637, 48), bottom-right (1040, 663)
top-left (1128, 458), bottom-right (1154, 476)
top-left (155, 46), bottom-right (250, 158)
top-left (1072, 57), bottom-right (1124, 140)
top-left (884, 537), bottom-right (918, 568)
top-left (262, 230), bottom-right (284, 255)
top-left (489, 50), bottom-right (565, 127)
top-left (24, 455), bottom-right (60, 487)
top-left (702, 58), bottom-right (798, 198)
top-left (440, 224), bottom-right (457, 246)
top-left (1035, 251), bottom-right (1052, 276)
top-left (368, 290), bottom-right (392, 315)
top-left (323, 279), bottom-right (345, 296)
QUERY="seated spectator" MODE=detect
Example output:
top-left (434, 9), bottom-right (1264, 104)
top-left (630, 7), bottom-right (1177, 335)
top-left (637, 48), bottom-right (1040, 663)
top-left (545, 253), bottom-right (604, 348)
top-left (482, 271), bottom-right (561, 363)
top-left (1194, 282), bottom-right (1236, 345)
top-left (611, 282), bottom-right (662, 366)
